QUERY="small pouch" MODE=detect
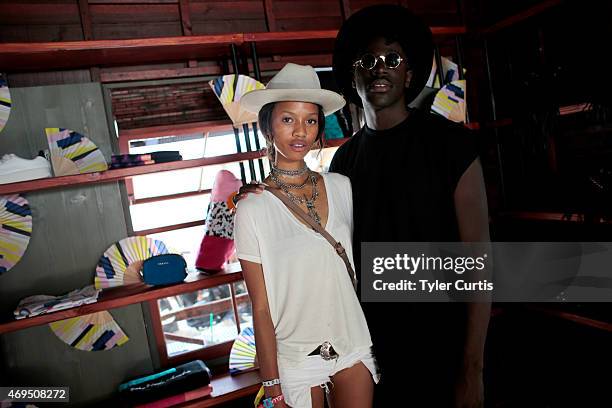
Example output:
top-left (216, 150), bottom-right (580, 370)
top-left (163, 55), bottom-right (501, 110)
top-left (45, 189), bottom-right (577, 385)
top-left (142, 254), bottom-right (187, 286)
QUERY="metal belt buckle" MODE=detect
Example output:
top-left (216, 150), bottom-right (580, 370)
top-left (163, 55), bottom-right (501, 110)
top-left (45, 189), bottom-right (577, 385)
top-left (320, 341), bottom-right (337, 361)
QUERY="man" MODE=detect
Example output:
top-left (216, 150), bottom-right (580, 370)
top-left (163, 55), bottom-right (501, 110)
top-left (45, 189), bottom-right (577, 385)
top-left (330, 5), bottom-right (491, 407)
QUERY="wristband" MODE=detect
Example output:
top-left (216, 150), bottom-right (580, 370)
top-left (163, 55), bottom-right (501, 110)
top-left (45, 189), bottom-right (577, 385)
top-left (258, 394), bottom-right (284, 408)
top-left (262, 378), bottom-right (281, 387)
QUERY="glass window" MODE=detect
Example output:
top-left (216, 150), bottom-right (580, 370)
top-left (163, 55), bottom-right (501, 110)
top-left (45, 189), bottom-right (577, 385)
top-left (158, 283), bottom-right (244, 358)
top-left (148, 225), bottom-right (205, 268)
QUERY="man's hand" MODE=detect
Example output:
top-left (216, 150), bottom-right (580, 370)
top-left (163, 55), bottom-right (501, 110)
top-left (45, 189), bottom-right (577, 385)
top-left (231, 181), bottom-right (266, 208)
top-left (454, 365), bottom-right (484, 408)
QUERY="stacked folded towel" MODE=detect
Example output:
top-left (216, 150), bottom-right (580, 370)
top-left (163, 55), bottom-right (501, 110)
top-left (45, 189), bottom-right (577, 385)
top-left (111, 151), bottom-right (183, 169)
top-left (14, 285), bottom-right (100, 319)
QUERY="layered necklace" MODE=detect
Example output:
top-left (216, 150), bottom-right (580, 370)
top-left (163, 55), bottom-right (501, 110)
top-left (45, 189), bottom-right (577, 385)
top-left (270, 163), bottom-right (321, 225)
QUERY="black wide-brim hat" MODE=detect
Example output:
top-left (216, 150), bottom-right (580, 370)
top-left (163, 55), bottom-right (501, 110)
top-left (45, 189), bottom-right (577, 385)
top-left (333, 4), bottom-right (434, 107)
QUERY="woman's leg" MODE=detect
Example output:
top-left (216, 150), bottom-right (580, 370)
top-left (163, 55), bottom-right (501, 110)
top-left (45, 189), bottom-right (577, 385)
top-left (311, 385), bottom-right (325, 408)
top-left (329, 362), bottom-right (374, 408)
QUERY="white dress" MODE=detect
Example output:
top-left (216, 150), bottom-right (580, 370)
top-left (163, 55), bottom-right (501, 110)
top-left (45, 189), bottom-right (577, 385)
top-left (234, 172), bottom-right (372, 366)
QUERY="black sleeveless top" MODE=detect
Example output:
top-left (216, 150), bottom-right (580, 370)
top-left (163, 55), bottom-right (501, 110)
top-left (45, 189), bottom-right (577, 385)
top-left (330, 109), bottom-right (479, 404)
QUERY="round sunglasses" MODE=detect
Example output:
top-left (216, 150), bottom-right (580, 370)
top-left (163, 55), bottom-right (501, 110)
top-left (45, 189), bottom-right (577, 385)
top-left (353, 52), bottom-right (404, 70)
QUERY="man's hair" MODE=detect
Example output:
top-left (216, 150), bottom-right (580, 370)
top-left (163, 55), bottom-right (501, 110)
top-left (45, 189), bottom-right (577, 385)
top-left (258, 102), bottom-right (326, 161)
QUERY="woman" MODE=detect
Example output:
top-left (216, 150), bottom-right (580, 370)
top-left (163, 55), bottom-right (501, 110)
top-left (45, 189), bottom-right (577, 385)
top-left (234, 63), bottom-right (378, 408)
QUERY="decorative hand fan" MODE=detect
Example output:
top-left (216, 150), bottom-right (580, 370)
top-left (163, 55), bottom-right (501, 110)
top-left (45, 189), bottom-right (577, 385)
top-left (45, 128), bottom-right (108, 176)
top-left (49, 311), bottom-right (129, 351)
top-left (0, 194), bottom-right (32, 275)
top-left (426, 56), bottom-right (461, 89)
top-left (209, 75), bottom-right (265, 126)
top-left (431, 80), bottom-right (466, 123)
top-left (95, 236), bottom-right (170, 289)
top-left (0, 73), bottom-right (11, 133)
top-left (229, 326), bottom-right (257, 375)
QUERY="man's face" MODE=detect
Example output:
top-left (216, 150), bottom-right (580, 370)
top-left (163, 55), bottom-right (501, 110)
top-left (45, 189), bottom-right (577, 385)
top-left (352, 37), bottom-right (413, 111)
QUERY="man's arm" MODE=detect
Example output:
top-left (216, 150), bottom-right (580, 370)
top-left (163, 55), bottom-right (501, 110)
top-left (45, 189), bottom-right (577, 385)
top-left (454, 157), bottom-right (491, 408)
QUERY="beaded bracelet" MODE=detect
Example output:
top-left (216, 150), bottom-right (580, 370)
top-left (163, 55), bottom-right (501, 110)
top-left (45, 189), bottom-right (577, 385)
top-left (258, 394), bottom-right (284, 408)
top-left (262, 378), bottom-right (281, 387)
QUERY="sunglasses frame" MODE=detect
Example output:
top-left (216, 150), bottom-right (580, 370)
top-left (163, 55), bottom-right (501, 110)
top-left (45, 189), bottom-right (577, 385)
top-left (353, 52), bottom-right (404, 70)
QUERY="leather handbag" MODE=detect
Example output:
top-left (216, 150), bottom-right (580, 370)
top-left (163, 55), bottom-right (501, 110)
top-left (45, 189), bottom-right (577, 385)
top-left (142, 253), bottom-right (187, 286)
top-left (264, 186), bottom-right (357, 291)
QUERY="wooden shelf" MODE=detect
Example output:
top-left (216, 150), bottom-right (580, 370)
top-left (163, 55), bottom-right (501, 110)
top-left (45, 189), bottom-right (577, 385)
top-left (482, 0), bottom-right (562, 34)
top-left (0, 263), bottom-right (243, 335)
top-left (0, 28), bottom-right (468, 72)
top-left (464, 118), bottom-right (513, 131)
top-left (323, 137), bottom-right (349, 148)
top-left (179, 371), bottom-right (260, 408)
top-left (0, 151), bottom-right (265, 195)
top-left (526, 305), bottom-right (612, 333)
top-left (0, 137), bottom-right (350, 195)
top-left (497, 211), bottom-right (612, 225)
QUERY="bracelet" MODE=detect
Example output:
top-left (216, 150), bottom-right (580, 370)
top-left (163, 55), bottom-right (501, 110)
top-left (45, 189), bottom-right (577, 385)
top-left (258, 394), bottom-right (284, 408)
top-left (262, 378), bottom-right (281, 387)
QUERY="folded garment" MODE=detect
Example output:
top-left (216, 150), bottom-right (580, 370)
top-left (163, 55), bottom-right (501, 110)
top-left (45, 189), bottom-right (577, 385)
top-left (119, 360), bottom-right (212, 406)
top-left (112, 154), bottom-right (153, 163)
top-left (150, 151), bottom-right (181, 161)
top-left (110, 160), bottom-right (155, 169)
top-left (14, 285), bottom-right (100, 319)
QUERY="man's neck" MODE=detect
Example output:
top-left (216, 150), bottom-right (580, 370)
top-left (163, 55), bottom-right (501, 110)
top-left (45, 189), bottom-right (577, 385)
top-left (364, 103), bottom-right (411, 131)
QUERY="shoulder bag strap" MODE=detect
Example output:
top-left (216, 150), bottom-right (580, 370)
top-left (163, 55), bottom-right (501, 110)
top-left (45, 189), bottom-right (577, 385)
top-left (264, 186), bottom-right (357, 291)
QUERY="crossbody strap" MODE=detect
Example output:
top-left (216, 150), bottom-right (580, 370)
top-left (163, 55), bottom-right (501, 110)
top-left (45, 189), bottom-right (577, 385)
top-left (264, 186), bottom-right (357, 291)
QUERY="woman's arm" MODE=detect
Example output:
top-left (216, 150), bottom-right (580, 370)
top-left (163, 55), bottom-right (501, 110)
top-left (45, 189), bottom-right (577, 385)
top-left (239, 259), bottom-right (284, 400)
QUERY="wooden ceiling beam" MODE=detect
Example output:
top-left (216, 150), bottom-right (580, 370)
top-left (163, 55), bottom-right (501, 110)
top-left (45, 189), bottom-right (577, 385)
top-left (0, 34), bottom-right (242, 71)
top-left (0, 27), bottom-right (466, 72)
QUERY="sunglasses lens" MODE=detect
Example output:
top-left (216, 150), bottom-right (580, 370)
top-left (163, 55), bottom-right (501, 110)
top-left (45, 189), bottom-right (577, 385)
top-left (386, 53), bottom-right (402, 68)
top-left (360, 54), bottom-right (377, 70)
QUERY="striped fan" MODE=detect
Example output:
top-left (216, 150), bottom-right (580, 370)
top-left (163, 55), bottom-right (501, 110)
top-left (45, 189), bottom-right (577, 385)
top-left (209, 75), bottom-right (265, 126)
top-left (431, 80), bottom-right (466, 123)
top-left (95, 236), bottom-right (170, 289)
top-left (49, 311), bottom-right (129, 351)
top-left (46, 128), bottom-right (108, 176)
top-left (229, 326), bottom-right (257, 375)
top-left (0, 194), bottom-right (32, 274)
top-left (0, 73), bottom-right (10, 133)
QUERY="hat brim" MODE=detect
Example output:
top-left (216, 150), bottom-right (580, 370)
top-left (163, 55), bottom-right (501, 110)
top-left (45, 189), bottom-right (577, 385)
top-left (241, 88), bottom-right (346, 117)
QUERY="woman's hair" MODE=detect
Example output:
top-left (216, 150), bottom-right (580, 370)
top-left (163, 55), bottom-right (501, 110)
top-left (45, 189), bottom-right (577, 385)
top-left (258, 102), bottom-right (326, 161)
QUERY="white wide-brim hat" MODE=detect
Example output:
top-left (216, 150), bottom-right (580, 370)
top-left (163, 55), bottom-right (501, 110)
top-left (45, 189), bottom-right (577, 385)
top-left (241, 63), bottom-right (346, 116)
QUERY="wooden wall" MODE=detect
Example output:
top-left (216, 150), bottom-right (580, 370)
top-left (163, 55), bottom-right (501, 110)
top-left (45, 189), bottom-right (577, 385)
top-left (0, 83), bottom-right (155, 406)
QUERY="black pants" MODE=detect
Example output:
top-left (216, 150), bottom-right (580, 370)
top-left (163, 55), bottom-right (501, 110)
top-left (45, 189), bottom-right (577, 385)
top-left (364, 303), bottom-right (467, 407)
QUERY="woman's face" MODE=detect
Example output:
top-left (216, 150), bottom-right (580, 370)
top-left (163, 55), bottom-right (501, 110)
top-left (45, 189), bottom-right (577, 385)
top-left (271, 101), bottom-right (320, 165)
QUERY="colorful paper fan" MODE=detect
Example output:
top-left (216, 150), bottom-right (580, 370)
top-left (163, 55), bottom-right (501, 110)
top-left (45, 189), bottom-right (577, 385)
top-left (229, 326), bottom-right (257, 375)
top-left (49, 311), bottom-right (129, 351)
top-left (426, 56), bottom-right (462, 89)
top-left (0, 73), bottom-right (11, 133)
top-left (95, 236), bottom-right (170, 289)
top-left (431, 80), bottom-right (466, 123)
top-left (209, 75), bottom-right (265, 126)
top-left (0, 194), bottom-right (32, 275)
top-left (46, 128), bottom-right (108, 176)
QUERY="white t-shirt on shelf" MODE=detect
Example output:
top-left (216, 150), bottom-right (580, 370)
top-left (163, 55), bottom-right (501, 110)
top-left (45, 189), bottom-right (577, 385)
top-left (234, 172), bottom-right (372, 365)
